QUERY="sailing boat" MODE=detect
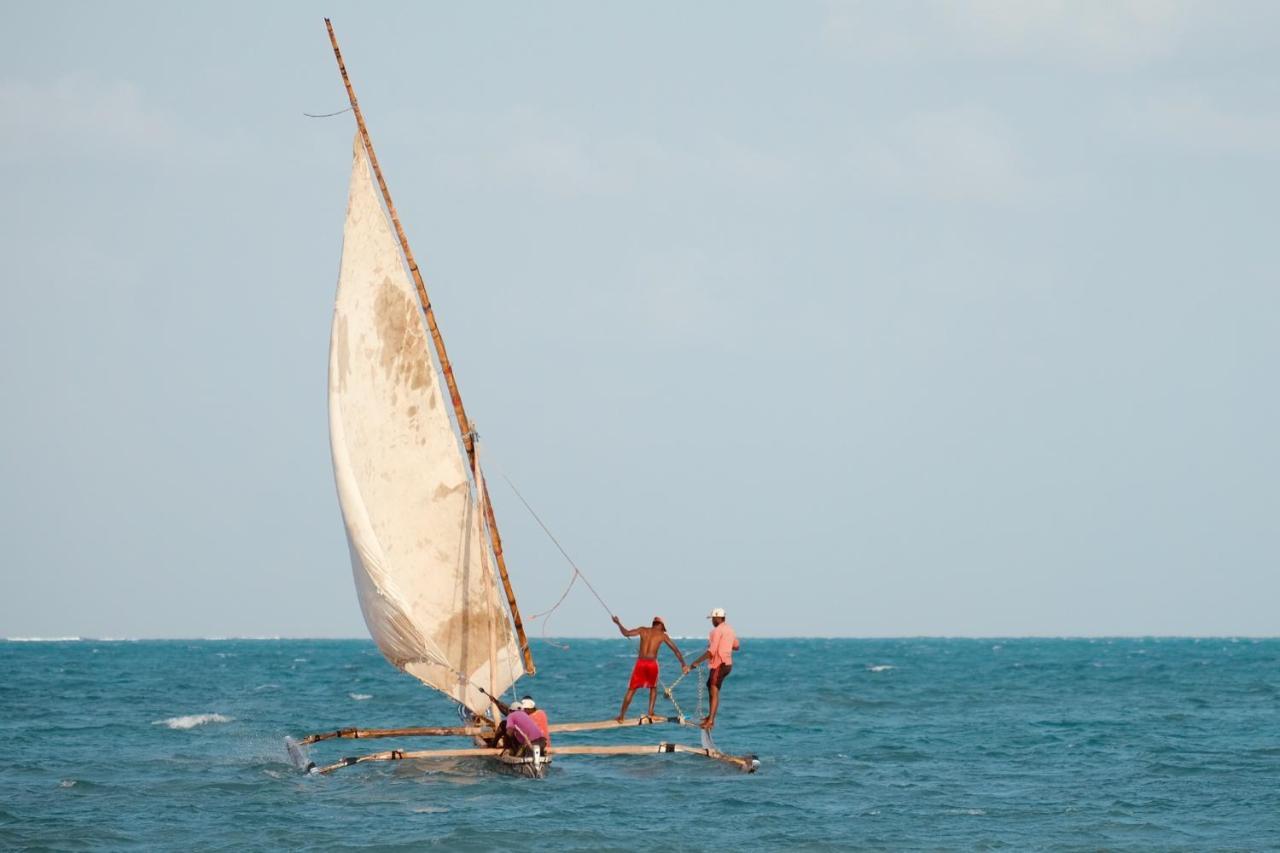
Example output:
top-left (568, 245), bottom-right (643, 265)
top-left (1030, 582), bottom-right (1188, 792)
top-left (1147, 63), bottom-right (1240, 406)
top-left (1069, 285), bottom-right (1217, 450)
top-left (287, 20), bottom-right (757, 778)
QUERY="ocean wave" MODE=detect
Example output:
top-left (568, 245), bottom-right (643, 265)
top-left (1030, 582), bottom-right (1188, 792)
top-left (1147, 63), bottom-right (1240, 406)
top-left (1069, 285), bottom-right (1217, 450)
top-left (867, 664), bottom-right (895, 672)
top-left (153, 713), bottom-right (234, 730)
top-left (5, 636), bottom-right (82, 642)
top-left (349, 693), bottom-right (372, 701)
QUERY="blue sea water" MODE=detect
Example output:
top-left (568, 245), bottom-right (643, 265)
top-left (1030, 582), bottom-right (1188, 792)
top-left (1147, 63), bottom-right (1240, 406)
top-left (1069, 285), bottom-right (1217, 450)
top-left (1, 637), bottom-right (1277, 850)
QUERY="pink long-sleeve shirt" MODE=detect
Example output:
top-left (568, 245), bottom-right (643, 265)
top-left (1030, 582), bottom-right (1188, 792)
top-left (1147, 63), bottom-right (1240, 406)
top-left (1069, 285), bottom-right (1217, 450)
top-left (707, 622), bottom-right (739, 668)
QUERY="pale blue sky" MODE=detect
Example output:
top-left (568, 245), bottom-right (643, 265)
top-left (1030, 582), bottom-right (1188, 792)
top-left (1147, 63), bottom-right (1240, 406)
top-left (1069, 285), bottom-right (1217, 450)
top-left (1, 2), bottom-right (1276, 638)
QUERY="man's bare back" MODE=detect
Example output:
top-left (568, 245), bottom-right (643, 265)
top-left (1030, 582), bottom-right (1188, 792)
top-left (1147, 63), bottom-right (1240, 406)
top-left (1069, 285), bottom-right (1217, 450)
top-left (634, 625), bottom-right (670, 659)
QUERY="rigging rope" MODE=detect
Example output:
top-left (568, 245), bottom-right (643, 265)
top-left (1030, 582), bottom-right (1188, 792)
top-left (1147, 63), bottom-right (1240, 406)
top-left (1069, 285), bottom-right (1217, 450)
top-left (489, 456), bottom-right (707, 725)
top-left (497, 468), bottom-right (613, 617)
top-left (485, 461), bottom-right (614, 645)
top-left (303, 106), bottom-right (354, 118)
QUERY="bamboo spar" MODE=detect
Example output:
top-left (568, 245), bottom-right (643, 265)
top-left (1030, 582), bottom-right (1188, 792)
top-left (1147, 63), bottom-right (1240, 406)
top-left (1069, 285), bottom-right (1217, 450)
top-left (323, 18), bottom-right (534, 675)
top-left (295, 716), bottom-right (678, 745)
top-left (313, 742), bottom-right (759, 775)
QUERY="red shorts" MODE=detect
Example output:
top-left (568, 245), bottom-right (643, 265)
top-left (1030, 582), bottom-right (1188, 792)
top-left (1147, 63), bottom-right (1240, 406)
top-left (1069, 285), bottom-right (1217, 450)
top-left (628, 658), bottom-right (659, 689)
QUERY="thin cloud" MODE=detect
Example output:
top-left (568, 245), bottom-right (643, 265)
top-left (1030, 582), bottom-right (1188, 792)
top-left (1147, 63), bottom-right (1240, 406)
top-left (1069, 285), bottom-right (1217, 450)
top-left (427, 108), bottom-right (804, 199)
top-left (0, 73), bottom-right (250, 167)
top-left (824, 0), bottom-right (1195, 69)
top-left (0, 74), bottom-right (178, 162)
top-left (1127, 94), bottom-right (1280, 159)
top-left (845, 107), bottom-right (1037, 204)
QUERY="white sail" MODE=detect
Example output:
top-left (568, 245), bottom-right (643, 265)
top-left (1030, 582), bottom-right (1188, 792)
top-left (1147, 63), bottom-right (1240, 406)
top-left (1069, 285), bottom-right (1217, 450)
top-left (328, 136), bottom-right (522, 716)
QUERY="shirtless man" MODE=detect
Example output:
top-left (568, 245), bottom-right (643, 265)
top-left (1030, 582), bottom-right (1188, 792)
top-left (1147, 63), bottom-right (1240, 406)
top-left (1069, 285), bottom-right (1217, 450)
top-left (612, 615), bottom-right (686, 722)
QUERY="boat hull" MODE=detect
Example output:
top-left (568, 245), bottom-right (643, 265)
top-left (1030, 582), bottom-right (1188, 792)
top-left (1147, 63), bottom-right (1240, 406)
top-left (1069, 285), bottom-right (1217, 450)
top-left (494, 745), bottom-right (550, 778)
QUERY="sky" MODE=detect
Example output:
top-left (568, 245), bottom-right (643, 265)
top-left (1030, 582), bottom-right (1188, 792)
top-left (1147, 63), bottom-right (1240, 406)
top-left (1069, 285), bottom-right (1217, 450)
top-left (1, 1), bottom-right (1277, 639)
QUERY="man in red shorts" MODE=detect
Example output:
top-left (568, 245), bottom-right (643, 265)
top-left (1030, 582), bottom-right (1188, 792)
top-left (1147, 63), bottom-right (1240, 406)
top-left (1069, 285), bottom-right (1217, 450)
top-left (612, 614), bottom-right (687, 722)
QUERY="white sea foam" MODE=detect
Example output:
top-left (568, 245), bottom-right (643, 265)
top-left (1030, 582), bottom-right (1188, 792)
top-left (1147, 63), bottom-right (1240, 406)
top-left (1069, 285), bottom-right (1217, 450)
top-left (412, 806), bottom-right (449, 814)
top-left (867, 664), bottom-right (895, 672)
top-left (153, 713), bottom-right (234, 730)
top-left (59, 779), bottom-right (77, 788)
top-left (349, 693), bottom-right (373, 701)
top-left (946, 808), bottom-right (987, 816)
top-left (5, 636), bottom-right (82, 642)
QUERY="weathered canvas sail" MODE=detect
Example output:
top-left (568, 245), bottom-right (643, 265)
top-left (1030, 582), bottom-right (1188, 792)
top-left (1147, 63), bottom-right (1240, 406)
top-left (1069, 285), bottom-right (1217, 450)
top-left (328, 136), bottom-right (521, 716)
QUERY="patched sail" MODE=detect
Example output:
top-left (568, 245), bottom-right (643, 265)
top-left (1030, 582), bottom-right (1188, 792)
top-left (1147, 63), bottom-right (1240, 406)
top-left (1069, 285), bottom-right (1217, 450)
top-left (328, 136), bottom-right (521, 716)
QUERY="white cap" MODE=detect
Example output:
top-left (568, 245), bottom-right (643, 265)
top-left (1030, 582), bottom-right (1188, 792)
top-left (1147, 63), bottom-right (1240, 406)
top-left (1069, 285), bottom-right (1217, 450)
top-left (707, 607), bottom-right (726, 619)
top-left (521, 697), bottom-right (536, 710)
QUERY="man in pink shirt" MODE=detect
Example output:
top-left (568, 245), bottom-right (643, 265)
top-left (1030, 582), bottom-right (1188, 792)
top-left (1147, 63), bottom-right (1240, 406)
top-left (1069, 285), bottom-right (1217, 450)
top-left (683, 607), bottom-right (739, 730)
top-left (499, 699), bottom-right (547, 756)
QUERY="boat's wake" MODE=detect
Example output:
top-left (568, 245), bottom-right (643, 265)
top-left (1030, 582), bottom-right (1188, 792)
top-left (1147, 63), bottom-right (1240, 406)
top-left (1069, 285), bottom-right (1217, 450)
top-left (284, 736), bottom-right (316, 773)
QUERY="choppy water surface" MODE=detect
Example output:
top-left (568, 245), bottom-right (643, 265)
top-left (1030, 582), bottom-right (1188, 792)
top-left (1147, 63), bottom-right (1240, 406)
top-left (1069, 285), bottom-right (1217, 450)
top-left (2, 638), bottom-right (1277, 850)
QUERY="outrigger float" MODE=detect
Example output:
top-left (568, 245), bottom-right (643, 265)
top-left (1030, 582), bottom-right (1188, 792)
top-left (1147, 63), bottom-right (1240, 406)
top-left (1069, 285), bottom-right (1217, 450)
top-left (286, 20), bottom-right (757, 779)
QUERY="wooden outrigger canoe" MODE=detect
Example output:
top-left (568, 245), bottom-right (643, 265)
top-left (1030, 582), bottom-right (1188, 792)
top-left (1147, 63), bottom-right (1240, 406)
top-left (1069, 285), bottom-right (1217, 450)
top-left (289, 715), bottom-right (758, 776)
top-left (293, 19), bottom-right (759, 779)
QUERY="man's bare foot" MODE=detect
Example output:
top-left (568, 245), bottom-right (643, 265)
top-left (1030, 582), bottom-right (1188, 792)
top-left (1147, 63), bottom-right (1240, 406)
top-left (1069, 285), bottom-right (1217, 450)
top-left (616, 715), bottom-right (625, 723)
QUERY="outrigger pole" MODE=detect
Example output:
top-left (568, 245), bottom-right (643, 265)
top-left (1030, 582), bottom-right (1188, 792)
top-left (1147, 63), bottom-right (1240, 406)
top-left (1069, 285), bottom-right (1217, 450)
top-left (322, 18), bottom-right (535, 675)
top-left (294, 715), bottom-right (761, 773)
top-left (296, 715), bottom-right (680, 746)
top-left (314, 743), bottom-right (759, 775)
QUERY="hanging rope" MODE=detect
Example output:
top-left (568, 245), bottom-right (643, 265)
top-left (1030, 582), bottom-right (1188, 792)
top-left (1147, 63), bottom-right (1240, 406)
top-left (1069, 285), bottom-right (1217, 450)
top-left (659, 663), bottom-right (709, 726)
top-left (483, 459), bottom-right (616, 647)
top-left (488, 455), bottom-right (707, 725)
top-left (497, 469), bottom-right (612, 616)
top-left (303, 106), bottom-right (354, 118)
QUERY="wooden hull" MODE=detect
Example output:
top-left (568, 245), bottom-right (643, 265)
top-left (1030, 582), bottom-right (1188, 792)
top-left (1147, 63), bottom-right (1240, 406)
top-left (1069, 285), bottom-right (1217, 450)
top-left (493, 745), bottom-right (551, 778)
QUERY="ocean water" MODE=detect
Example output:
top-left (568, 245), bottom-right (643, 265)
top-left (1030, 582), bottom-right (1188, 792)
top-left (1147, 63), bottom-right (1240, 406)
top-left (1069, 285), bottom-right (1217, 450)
top-left (2, 637), bottom-right (1277, 850)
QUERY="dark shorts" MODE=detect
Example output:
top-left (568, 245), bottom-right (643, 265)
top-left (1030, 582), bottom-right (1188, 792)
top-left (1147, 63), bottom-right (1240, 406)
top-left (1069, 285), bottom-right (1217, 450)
top-left (707, 664), bottom-right (732, 689)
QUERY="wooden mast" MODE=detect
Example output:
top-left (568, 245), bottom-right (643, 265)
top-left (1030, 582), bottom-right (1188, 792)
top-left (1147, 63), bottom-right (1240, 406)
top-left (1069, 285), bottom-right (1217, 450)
top-left (324, 18), bottom-right (535, 674)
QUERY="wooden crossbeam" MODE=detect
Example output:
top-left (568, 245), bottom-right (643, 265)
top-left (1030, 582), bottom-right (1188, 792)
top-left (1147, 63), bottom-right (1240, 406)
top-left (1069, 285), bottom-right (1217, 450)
top-left (548, 716), bottom-right (676, 734)
top-left (297, 716), bottom-right (678, 745)
top-left (552, 743), bottom-right (756, 771)
top-left (296, 724), bottom-right (492, 745)
top-left (313, 740), bottom-right (758, 775)
top-left (315, 746), bottom-right (505, 775)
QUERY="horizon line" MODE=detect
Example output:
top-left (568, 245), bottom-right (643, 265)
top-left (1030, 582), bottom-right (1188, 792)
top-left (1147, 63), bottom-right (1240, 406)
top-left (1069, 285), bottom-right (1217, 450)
top-left (5, 634), bottom-right (1279, 642)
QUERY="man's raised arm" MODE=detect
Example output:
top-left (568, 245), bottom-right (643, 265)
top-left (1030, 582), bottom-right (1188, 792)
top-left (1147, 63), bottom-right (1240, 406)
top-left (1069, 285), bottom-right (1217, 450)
top-left (612, 615), bottom-right (641, 637)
